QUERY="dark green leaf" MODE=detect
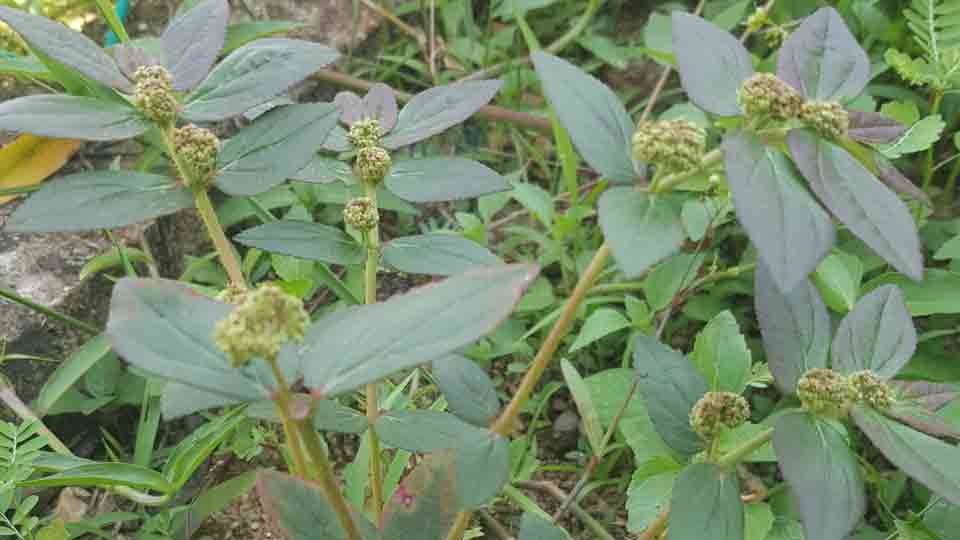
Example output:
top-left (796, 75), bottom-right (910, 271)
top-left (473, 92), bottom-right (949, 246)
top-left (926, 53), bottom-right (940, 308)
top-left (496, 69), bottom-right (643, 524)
top-left (773, 411), bottom-right (865, 540)
top-left (788, 130), bottom-right (923, 281)
top-left (20, 463), bottom-right (173, 493)
top-left (669, 463), bottom-right (744, 540)
top-left (519, 513), bottom-right (569, 540)
top-left (722, 131), bottom-right (833, 291)
top-left (0, 50), bottom-right (53, 80)
top-left (690, 310), bottom-right (751, 394)
top-left (569, 308), bottom-right (630, 353)
top-left (864, 270), bottom-right (960, 316)
top-left (161, 382), bottom-right (239, 419)
top-left (223, 21), bottom-right (304, 55)
top-left (234, 220), bottom-right (364, 266)
top-left (258, 470), bottom-right (374, 540)
top-left (643, 252), bottom-right (704, 312)
top-left (298, 264), bottom-right (538, 397)
top-left (852, 406), bottom-right (960, 505)
top-left (385, 157), bottom-right (510, 202)
top-left (162, 408), bottom-right (245, 489)
top-left (812, 251), bottom-right (863, 312)
top-left (598, 187), bottom-right (684, 278)
top-left (0, 95), bottom-right (147, 141)
top-left (832, 285), bottom-right (916, 378)
top-left (382, 234), bottom-right (501, 276)
top-left (672, 13), bottom-right (753, 116)
top-left (776, 7), bottom-right (870, 100)
top-left (381, 453), bottom-right (460, 540)
top-left (0, 6), bottom-right (130, 91)
top-left (184, 38), bottom-right (339, 121)
top-left (382, 80), bottom-right (501, 149)
top-left (531, 51), bottom-right (637, 183)
top-left (33, 335), bottom-right (114, 416)
top-left (7, 171), bottom-right (192, 233)
top-left (290, 154), bottom-right (352, 184)
top-left (633, 334), bottom-right (707, 456)
top-left (215, 103), bottom-right (339, 195)
top-left (433, 355), bottom-right (499, 427)
top-left (161, 0), bottom-right (228, 91)
top-left (755, 262), bottom-right (830, 394)
top-left (561, 359), bottom-right (604, 453)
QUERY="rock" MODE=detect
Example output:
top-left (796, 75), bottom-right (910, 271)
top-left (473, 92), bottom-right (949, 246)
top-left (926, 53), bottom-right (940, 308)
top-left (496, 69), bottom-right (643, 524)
top-left (252, 0), bottom-right (381, 52)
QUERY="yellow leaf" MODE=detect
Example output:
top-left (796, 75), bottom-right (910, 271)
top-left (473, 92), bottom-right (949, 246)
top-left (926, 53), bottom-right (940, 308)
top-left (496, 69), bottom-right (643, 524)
top-left (0, 134), bottom-right (82, 204)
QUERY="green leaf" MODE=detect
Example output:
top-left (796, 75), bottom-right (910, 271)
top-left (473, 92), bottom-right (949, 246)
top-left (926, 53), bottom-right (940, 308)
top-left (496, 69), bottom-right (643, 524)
top-left (0, 95), bottom-right (148, 141)
top-left (877, 114), bottom-right (946, 159)
top-left (20, 463), bottom-right (173, 493)
top-left (641, 12), bottom-right (675, 65)
top-left (569, 308), bottom-right (630, 353)
top-left (161, 382), bottom-right (240, 419)
top-left (643, 252), bottom-right (704, 312)
top-left (433, 355), bottom-right (499, 427)
top-left (381, 234), bottom-right (501, 276)
top-left (161, 0), bottom-right (229, 91)
top-left (776, 7), bottom-right (870, 100)
top-left (299, 264), bottom-right (538, 397)
top-left (511, 180), bottom-right (555, 227)
top-left (234, 220), bottom-right (364, 266)
top-left (722, 131), bottom-right (834, 291)
top-left (672, 13), bottom-right (753, 116)
top-left (755, 263), bottom-right (830, 394)
top-left (6, 171), bottom-right (192, 233)
top-left (531, 51), bottom-right (637, 183)
top-left (773, 411), bottom-right (865, 540)
top-left (381, 453), bottom-right (460, 540)
top-left (634, 334), bottom-right (707, 456)
top-left (864, 269), bottom-right (960, 316)
top-left (669, 463), bottom-right (744, 540)
top-left (690, 310), bottom-right (751, 394)
top-left (812, 251), bottom-right (863, 313)
top-left (33, 335), bottom-right (113, 416)
top-left (382, 80), bottom-right (500, 149)
top-left (215, 103), bottom-right (340, 196)
top-left (832, 285), bottom-right (916, 378)
top-left (627, 467), bottom-right (678, 533)
top-left (519, 513), bottom-right (569, 540)
top-left (162, 408), bottom-right (245, 490)
top-left (257, 470), bottom-right (373, 540)
top-left (599, 187), bottom-right (684, 278)
top-left (290, 154), bottom-right (353, 184)
top-left (744, 502), bottom-right (775, 540)
top-left (0, 6), bottom-right (130, 91)
top-left (788, 130), bottom-right (923, 281)
top-left (384, 157), bottom-right (510, 202)
top-left (0, 50), bottom-right (52, 80)
top-left (224, 21), bottom-right (305, 54)
top-left (184, 38), bottom-right (339, 121)
top-left (175, 471), bottom-right (257, 539)
top-left (247, 396), bottom-right (367, 434)
top-left (560, 359), bottom-right (603, 453)
top-left (934, 235), bottom-right (960, 260)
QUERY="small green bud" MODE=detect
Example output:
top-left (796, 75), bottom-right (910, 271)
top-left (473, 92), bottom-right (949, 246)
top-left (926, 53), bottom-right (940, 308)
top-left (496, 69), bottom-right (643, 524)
top-left (213, 284), bottom-right (309, 368)
top-left (133, 65), bottom-right (178, 125)
top-left (737, 73), bottom-right (803, 121)
top-left (746, 7), bottom-right (769, 32)
top-left (347, 118), bottom-right (384, 149)
top-left (632, 119), bottom-right (706, 173)
top-left (848, 370), bottom-right (896, 410)
top-left (764, 26), bottom-right (789, 49)
top-left (797, 368), bottom-right (854, 418)
top-left (355, 145), bottom-right (392, 185)
top-left (343, 196), bottom-right (379, 231)
top-left (799, 101), bottom-right (849, 139)
top-left (689, 391), bottom-right (750, 441)
top-left (173, 124), bottom-right (219, 190)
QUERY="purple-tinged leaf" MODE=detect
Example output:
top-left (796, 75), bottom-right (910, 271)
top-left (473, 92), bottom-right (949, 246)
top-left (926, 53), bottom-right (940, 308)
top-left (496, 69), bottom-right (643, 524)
top-left (382, 453), bottom-right (460, 540)
top-left (848, 111), bottom-right (907, 144)
top-left (334, 91), bottom-right (364, 125)
top-left (382, 80), bottom-right (501, 149)
top-left (0, 94), bottom-right (148, 141)
top-left (385, 157), bottom-right (510, 202)
top-left (258, 471), bottom-right (375, 540)
top-left (669, 463), bottom-right (743, 540)
top-left (852, 405), bottom-right (960, 506)
top-left (883, 403), bottom-right (960, 440)
top-left (113, 44), bottom-right (160, 80)
top-left (831, 285), bottom-right (916, 378)
top-left (876, 155), bottom-right (931, 205)
top-left (161, 0), bottom-right (229, 91)
top-left (776, 7), bottom-right (869, 100)
top-left (722, 131), bottom-right (834, 292)
top-left (893, 382), bottom-right (958, 411)
top-left (297, 264), bottom-right (538, 398)
top-left (672, 12), bottom-right (754, 116)
top-left (322, 124), bottom-right (352, 152)
top-left (363, 83), bottom-right (398, 131)
top-left (774, 411), bottom-right (866, 540)
top-left (788, 129), bottom-right (923, 281)
top-left (0, 6), bottom-right (131, 91)
top-left (755, 261), bottom-right (830, 394)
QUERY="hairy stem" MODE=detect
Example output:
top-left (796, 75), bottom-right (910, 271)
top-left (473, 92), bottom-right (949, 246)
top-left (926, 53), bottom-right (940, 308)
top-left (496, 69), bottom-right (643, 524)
top-left (296, 417), bottom-right (364, 540)
top-left (363, 182), bottom-right (385, 520)
top-left (194, 189), bottom-right (247, 289)
top-left (717, 427), bottom-right (774, 468)
top-left (651, 149), bottom-right (724, 193)
top-left (266, 355), bottom-right (310, 479)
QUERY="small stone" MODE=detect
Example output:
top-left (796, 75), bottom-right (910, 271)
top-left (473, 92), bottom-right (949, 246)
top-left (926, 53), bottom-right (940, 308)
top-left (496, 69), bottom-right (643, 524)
top-left (689, 391), bottom-right (750, 441)
top-left (343, 197), bottom-right (379, 231)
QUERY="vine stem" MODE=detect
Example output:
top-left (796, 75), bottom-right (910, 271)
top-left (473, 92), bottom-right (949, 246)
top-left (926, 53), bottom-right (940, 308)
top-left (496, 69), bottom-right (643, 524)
top-left (363, 182), bottom-right (385, 521)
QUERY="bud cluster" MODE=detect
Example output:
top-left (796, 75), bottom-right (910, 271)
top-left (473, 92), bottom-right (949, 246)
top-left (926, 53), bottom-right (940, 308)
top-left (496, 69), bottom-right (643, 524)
top-left (347, 118), bottom-right (384, 149)
top-left (632, 119), bottom-right (706, 173)
top-left (216, 284), bottom-right (249, 306)
top-left (799, 101), bottom-right (849, 139)
top-left (355, 145), bottom-right (392, 185)
top-left (689, 391), bottom-right (750, 441)
top-left (213, 284), bottom-right (309, 368)
top-left (737, 73), bottom-right (803, 122)
top-left (848, 370), bottom-right (896, 410)
top-left (133, 65), bottom-right (178, 125)
top-left (173, 124), bottom-right (219, 190)
top-left (797, 368), bottom-right (855, 418)
top-left (343, 196), bottom-right (379, 231)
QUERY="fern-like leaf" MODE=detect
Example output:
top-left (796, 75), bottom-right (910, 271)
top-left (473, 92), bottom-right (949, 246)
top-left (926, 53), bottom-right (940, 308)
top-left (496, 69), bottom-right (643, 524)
top-left (0, 421), bottom-right (46, 540)
top-left (905, 0), bottom-right (960, 63)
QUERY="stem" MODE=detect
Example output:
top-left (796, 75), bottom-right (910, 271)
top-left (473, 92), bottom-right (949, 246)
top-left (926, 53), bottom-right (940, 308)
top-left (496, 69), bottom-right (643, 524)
top-left (922, 91), bottom-right (944, 195)
top-left (363, 182), bottom-right (385, 520)
top-left (194, 189), bottom-right (247, 289)
top-left (0, 287), bottom-right (100, 335)
top-left (296, 418), bottom-right (364, 540)
top-left (943, 157), bottom-right (960, 205)
top-left (445, 512), bottom-right (471, 540)
top-left (651, 149), bottom-right (724, 193)
top-left (717, 427), bottom-right (774, 468)
top-left (266, 356), bottom-right (310, 479)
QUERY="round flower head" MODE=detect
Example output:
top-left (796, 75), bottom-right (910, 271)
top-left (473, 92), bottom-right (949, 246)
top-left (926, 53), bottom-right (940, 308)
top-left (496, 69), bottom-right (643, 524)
top-left (216, 284), bottom-right (249, 306)
top-left (133, 65), bottom-right (178, 125)
top-left (799, 101), bottom-right (849, 139)
top-left (797, 368), bottom-right (854, 418)
top-left (173, 125), bottom-right (219, 190)
top-left (737, 73), bottom-right (803, 122)
top-left (632, 119), bottom-right (706, 173)
top-left (355, 145), bottom-right (392, 185)
top-left (347, 118), bottom-right (384, 149)
top-left (213, 284), bottom-right (309, 368)
top-left (689, 391), bottom-right (750, 441)
top-left (848, 370), bottom-right (896, 410)
top-left (343, 196), bottom-right (379, 231)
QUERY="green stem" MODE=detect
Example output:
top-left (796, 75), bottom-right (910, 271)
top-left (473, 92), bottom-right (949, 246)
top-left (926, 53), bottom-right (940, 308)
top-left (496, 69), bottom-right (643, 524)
top-left (717, 427), bottom-right (774, 468)
top-left (194, 189), bottom-right (247, 289)
top-left (295, 418), bottom-right (363, 540)
top-left (652, 149), bottom-right (724, 193)
top-left (943, 158), bottom-right (960, 206)
top-left (363, 182), bottom-right (385, 520)
top-left (922, 91), bottom-right (944, 195)
top-left (266, 356), bottom-right (310, 479)
top-left (0, 286), bottom-right (100, 335)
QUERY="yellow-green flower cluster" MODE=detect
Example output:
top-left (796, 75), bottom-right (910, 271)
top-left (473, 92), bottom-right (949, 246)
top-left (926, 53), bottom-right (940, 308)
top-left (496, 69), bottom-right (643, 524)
top-left (213, 284), bottom-right (309, 368)
top-left (347, 118), bottom-right (384, 149)
top-left (355, 146), bottom-right (392, 185)
top-left (632, 119), bottom-right (706, 173)
top-left (689, 391), bottom-right (750, 441)
top-left (799, 101), bottom-right (849, 139)
top-left (848, 370), bottom-right (896, 410)
top-left (797, 368), bottom-right (855, 418)
top-left (737, 73), bottom-right (803, 121)
top-left (133, 65), bottom-right (178, 125)
top-left (343, 196), bottom-right (379, 231)
top-left (173, 124), bottom-right (219, 190)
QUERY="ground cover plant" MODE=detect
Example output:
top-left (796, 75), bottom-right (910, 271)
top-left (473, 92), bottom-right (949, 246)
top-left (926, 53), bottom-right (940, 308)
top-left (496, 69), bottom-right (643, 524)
top-left (1, 0), bottom-right (960, 539)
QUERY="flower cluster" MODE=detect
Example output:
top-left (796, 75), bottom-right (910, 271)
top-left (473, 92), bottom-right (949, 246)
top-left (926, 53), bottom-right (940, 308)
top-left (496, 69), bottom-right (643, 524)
top-left (848, 370), bottom-right (896, 410)
top-left (737, 73), bottom-right (803, 121)
top-left (799, 101), bottom-right (849, 139)
top-left (173, 124), bottom-right (219, 190)
top-left (213, 284), bottom-right (309, 368)
top-left (355, 146), bottom-right (392, 185)
top-left (689, 391), bottom-right (750, 440)
top-left (632, 119), bottom-right (706, 173)
top-left (343, 196), bottom-right (379, 231)
top-left (797, 368), bottom-right (855, 417)
top-left (132, 65), bottom-right (178, 125)
top-left (347, 118), bottom-right (384, 149)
